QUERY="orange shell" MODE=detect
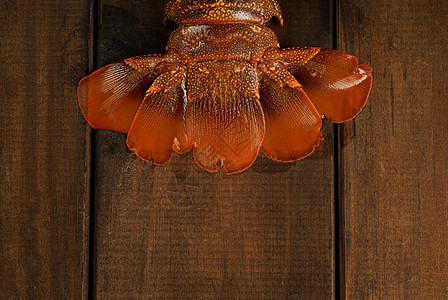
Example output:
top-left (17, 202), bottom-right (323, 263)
top-left (78, 0), bottom-right (372, 174)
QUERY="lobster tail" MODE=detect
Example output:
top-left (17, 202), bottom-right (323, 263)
top-left (77, 55), bottom-right (162, 133)
top-left (257, 57), bottom-right (323, 161)
top-left (77, 1), bottom-right (372, 174)
top-left (126, 70), bottom-right (189, 165)
top-left (185, 60), bottom-right (265, 174)
top-left (165, 0), bottom-right (283, 25)
top-left (286, 48), bottom-right (372, 123)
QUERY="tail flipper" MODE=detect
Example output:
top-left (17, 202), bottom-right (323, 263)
top-left (185, 60), bottom-right (265, 174)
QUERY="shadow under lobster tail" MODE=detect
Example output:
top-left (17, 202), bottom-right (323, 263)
top-left (185, 60), bottom-right (265, 174)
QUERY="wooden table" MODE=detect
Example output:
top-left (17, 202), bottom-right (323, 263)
top-left (1, 0), bottom-right (447, 298)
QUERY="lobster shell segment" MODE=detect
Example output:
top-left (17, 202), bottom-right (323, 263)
top-left (185, 60), bottom-right (265, 174)
top-left (165, 0), bottom-right (283, 25)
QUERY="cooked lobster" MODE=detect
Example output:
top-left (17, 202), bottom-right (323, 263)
top-left (78, 0), bottom-right (372, 174)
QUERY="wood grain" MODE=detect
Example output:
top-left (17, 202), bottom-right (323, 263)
top-left (338, 0), bottom-right (448, 298)
top-left (92, 0), bottom-right (336, 298)
top-left (0, 0), bottom-right (91, 298)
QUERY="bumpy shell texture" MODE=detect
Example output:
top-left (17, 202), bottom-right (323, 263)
top-left (165, 0), bottom-right (283, 25)
top-left (78, 0), bottom-right (372, 174)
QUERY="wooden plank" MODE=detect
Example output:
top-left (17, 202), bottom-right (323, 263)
top-left (338, 0), bottom-right (448, 298)
top-left (92, 0), bottom-right (336, 298)
top-left (0, 0), bottom-right (92, 298)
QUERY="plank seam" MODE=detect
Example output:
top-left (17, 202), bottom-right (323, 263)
top-left (88, 0), bottom-right (99, 298)
top-left (333, 0), bottom-right (344, 299)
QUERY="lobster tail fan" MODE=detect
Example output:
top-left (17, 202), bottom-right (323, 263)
top-left (126, 71), bottom-right (189, 165)
top-left (259, 71), bottom-right (323, 162)
top-left (185, 60), bottom-right (265, 174)
top-left (288, 48), bottom-right (372, 123)
top-left (77, 55), bottom-right (163, 133)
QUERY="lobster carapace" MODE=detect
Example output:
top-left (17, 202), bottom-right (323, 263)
top-left (78, 0), bottom-right (372, 174)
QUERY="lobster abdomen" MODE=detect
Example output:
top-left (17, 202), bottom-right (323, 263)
top-left (165, 0), bottom-right (283, 25)
top-left (77, 0), bottom-right (372, 174)
top-left (167, 24), bottom-right (279, 63)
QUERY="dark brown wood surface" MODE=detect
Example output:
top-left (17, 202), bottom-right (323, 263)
top-left (1, 0), bottom-right (448, 299)
top-left (0, 0), bottom-right (91, 298)
top-left (338, 0), bottom-right (448, 298)
top-left (92, 0), bottom-right (336, 298)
